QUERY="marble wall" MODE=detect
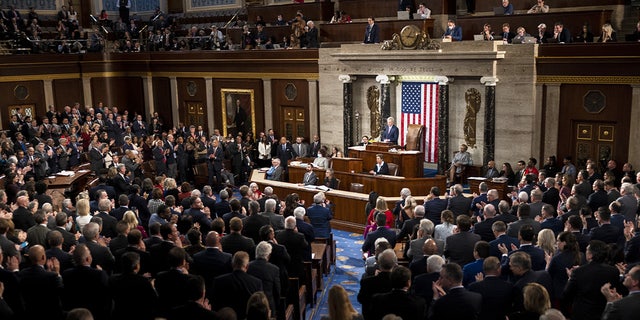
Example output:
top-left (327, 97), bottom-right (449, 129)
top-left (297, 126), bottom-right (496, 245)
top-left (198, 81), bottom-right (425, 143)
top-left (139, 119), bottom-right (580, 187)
top-left (318, 41), bottom-right (540, 169)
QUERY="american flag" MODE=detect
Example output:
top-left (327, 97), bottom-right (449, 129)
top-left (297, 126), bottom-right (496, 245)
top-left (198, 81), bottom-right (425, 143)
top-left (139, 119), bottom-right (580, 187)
top-left (399, 82), bottom-right (439, 163)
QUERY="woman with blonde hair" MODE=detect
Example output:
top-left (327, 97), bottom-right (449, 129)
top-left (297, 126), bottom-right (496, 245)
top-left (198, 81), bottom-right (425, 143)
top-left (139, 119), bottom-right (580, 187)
top-left (122, 210), bottom-right (148, 238)
top-left (322, 285), bottom-right (363, 320)
top-left (364, 196), bottom-right (393, 238)
top-left (75, 198), bottom-right (92, 230)
top-left (537, 229), bottom-right (557, 257)
top-left (401, 195), bottom-right (417, 220)
top-left (510, 283), bottom-right (551, 319)
top-left (597, 23), bottom-right (617, 42)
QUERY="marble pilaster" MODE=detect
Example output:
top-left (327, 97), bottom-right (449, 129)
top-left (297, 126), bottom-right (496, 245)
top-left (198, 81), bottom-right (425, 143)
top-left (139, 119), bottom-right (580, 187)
top-left (169, 77), bottom-right (179, 128)
top-left (206, 78), bottom-right (214, 135)
top-left (480, 76), bottom-right (498, 166)
top-left (43, 79), bottom-right (54, 109)
top-left (308, 80), bottom-right (319, 137)
top-left (437, 77), bottom-right (450, 174)
top-left (629, 84), bottom-right (640, 166)
top-left (82, 77), bottom-right (93, 108)
top-left (262, 78), bottom-right (273, 131)
top-left (339, 74), bottom-right (355, 156)
top-left (543, 84), bottom-right (561, 159)
top-left (376, 75), bottom-right (392, 130)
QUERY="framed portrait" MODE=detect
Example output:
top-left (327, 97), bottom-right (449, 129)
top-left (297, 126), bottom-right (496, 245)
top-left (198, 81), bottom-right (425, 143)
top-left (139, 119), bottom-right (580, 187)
top-left (221, 88), bottom-right (256, 138)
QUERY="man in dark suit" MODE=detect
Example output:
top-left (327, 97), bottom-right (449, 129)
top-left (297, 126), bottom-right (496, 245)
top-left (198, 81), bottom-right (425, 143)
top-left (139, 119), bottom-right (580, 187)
top-left (275, 216), bottom-right (309, 279)
top-left (362, 213), bottom-right (397, 255)
top-left (469, 256), bottom-right (514, 320)
top-left (542, 177), bottom-right (560, 206)
top-left (358, 248), bottom-right (395, 319)
top-left (473, 204), bottom-right (498, 242)
top-left (551, 21), bottom-right (572, 43)
top-left (444, 214), bottom-right (481, 266)
top-left (506, 203), bottom-right (541, 238)
top-left (82, 222), bottom-right (115, 275)
top-left (261, 198), bottom-right (285, 231)
top-left (504, 251), bottom-right (553, 313)
top-left (61, 244), bottom-right (111, 320)
top-left (564, 240), bottom-right (625, 320)
top-left (221, 217), bottom-right (256, 259)
top-left (90, 178), bottom-right (116, 201)
top-left (300, 163), bottom-right (318, 185)
top-left (275, 136), bottom-right (294, 171)
top-left (447, 184), bottom-right (472, 218)
top-left (429, 263), bottom-right (482, 320)
top-left (502, 225), bottom-right (546, 272)
top-left (95, 199), bottom-right (118, 239)
top-left (12, 195), bottom-right (35, 231)
top-left (89, 142), bottom-right (105, 175)
top-left (540, 203), bottom-right (564, 236)
top-left (242, 201), bottom-right (271, 244)
top-left (381, 116), bottom-right (399, 144)
top-left (222, 198), bottom-right (245, 232)
top-left (207, 138), bottom-right (224, 188)
top-left (112, 163), bottom-right (131, 197)
top-left (17, 245), bottom-right (65, 320)
top-left (108, 221), bottom-right (130, 255)
top-left (369, 153), bottom-right (390, 175)
top-left (247, 241), bottom-right (281, 318)
top-left (26, 210), bottom-right (50, 248)
top-left (191, 231), bottom-right (232, 301)
top-left (424, 187), bottom-right (448, 224)
top-left (309, 135), bottom-right (321, 157)
top-left (489, 221), bottom-right (520, 258)
top-left (154, 247), bottom-right (193, 318)
top-left (167, 274), bottom-right (218, 320)
top-left (265, 158), bottom-right (285, 181)
top-left (129, 184), bottom-right (152, 230)
top-left (212, 251), bottom-right (263, 320)
top-left (588, 179), bottom-right (609, 213)
top-left (215, 190), bottom-right (232, 220)
top-left (575, 170), bottom-right (593, 198)
top-left (306, 192), bottom-right (333, 238)
top-left (110, 194), bottom-right (131, 222)
top-left (259, 225), bottom-right (291, 296)
top-left (45, 230), bottom-right (74, 273)
top-left (363, 16), bottom-right (381, 44)
top-left (293, 207), bottom-right (316, 249)
top-left (371, 266), bottom-right (426, 320)
top-left (601, 265), bottom-right (640, 320)
top-left (50, 212), bottom-right (78, 252)
top-left (588, 207), bottom-right (623, 246)
top-left (132, 114), bottom-right (147, 137)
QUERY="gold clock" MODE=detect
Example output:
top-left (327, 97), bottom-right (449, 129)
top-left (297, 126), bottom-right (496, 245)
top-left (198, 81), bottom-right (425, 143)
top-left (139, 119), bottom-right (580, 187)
top-left (399, 24), bottom-right (421, 48)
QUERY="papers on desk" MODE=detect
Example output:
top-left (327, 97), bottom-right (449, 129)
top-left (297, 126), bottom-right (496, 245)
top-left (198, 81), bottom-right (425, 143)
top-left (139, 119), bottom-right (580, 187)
top-left (259, 167), bottom-right (269, 173)
top-left (312, 253), bottom-right (315, 259)
top-left (78, 170), bottom-right (90, 173)
top-left (304, 185), bottom-right (330, 191)
top-left (492, 177), bottom-right (508, 183)
top-left (56, 170), bottom-right (75, 177)
top-left (348, 146), bottom-right (366, 151)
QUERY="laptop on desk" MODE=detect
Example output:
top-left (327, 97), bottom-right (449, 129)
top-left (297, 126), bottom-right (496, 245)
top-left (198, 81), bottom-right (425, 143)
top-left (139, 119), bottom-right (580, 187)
top-left (413, 13), bottom-right (429, 19)
top-left (523, 36), bottom-right (537, 43)
top-left (493, 7), bottom-right (504, 15)
top-left (473, 34), bottom-right (484, 41)
top-left (397, 11), bottom-right (410, 20)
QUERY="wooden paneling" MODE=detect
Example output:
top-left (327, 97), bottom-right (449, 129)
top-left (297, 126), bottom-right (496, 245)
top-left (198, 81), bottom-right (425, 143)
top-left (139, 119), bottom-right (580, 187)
top-left (52, 79), bottom-right (84, 109)
top-left (213, 79), bottom-right (264, 137)
top-left (247, 2), bottom-right (334, 25)
top-left (456, 10), bottom-right (612, 42)
top-left (153, 77), bottom-right (173, 129)
top-left (557, 84), bottom-right (631, 168)
top-left (320, 19), bottom-right (434, 42)
top-left (90, 77), bottom-right (145, 118)
top-left (537, 43), bottom-right (640, 77)
top-left (0, 81), bottom-right (45, 128)
top-left (474, 0), bottom-right (623, 13)
top-left (177, 78), bottom-right (207, 130)
top-left (272, 79), bottom-right (310, 141)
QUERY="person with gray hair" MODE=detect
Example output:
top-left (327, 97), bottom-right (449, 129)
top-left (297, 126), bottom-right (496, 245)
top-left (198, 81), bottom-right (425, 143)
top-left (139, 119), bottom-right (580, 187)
top-left (358, 248), bottom-right (397, 319)
top-left (242, 200), bottom-right (271, 244)
top-left (411, 254), bottom-right (445, 307)
top-left (96, 198), bottom-right (118, 239)
top-left (275, 215), bottom-right (309, 279)
top-left (617, 182), bottom-right (638, 222)
top-left (307, 191), bottom-right (333, 238)
top-left (398, 204), bottom-right (425, 244)
top-left (408, 218), bottom-right (441, 261)
top-left (294, 206), bottom-right (316, 246)
top-left (81, 222), bottom-right (115, 274)
top-left (261, 198), bottom-right (284, 230)
top-left (247, 241), bottom-right (281, 317)
top-left (448, 183), bottom-right (473, 218)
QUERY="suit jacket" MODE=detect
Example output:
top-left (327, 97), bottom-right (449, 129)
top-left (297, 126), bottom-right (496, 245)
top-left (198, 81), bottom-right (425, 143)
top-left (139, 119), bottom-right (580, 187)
top-left (276, 142), bottom-right (295, 166)
top-left (473, 217), bottom-right (498, 242)
top-left (242, 214), bottom-right (271, 244)
top-left (261, 211), bottom-right (285, 230)
top-left (0, 266), bottom-right (23, 317)
top-left (468, 276), bottom-right (515, 320)
top-left (112, 173), bottom-right (130, 197)
top-left (540, 217), bottom-right (564, 236)
top-left (89, 147), bottom-right (105, 174)
top-left (444, 231), bottom-right (481, 266)
top-left (372, 162), bottom-right (390, 175)
top-left (564, 262), bottom-right (624, 320)
top-left (358, 271), bottom-right (392, 319)
top-left (381, 124), bottom-right (399, 143)
top-left (46, 247), bottom-right (74, 272)
top-left (220, 232), bottom-right (256, 259)
top-left (109, 272), bottom-right (158, 320)
top-left (212, 270), bottom-right (263, 319)
top-left (601, 292), bottom-right (640, 320)
top-left (266, 165), bottom-right (285, 181)
top-left (448, 194), bottom-right (473, 218)
top-left (17, 265), bottom-right (65, 320)
top-left (154, 268), bottom-right (193, 317)
top-left (191, 247), bottom-right (232, 295)
top-left (428, 287), bottom-right (482, 320)
top-left (61, 266), bottom-right (111, 320)
top-left (489, 234), bottom-right (520, 258)
top-left (424, 198), bottom-right (448, 224)
top-left (12, 206), bottom-right (35, 231)
top-left (26, 224), bottom-right (50, 248)
top-left (110, 206), bottom-right (129, 222)
top-left (275, 229), bottom-right (309, 278)
top-left (364, 23), bottom-right (381, 43)
top-left (306, 204), bottom-right (333, 238)
top-left (95, 211), bottom-right (118, 239)
top-left (302, 171), bottom-right (318, 185)
top-left (292, 142), bottom-right (309, 158)
top-left (588, 223), bottom-right (623, 246)
top-left (512, 245), bottom-right (546, 271)
top-left (310, 140), bottom-right (321, 157)
top-left (362, 226), bottom-right (397, 254)
top-left (85, 240), bottom-right (115, 275)
top-left (542, 187), bottom-right (560, 207)
top-left (507, 218), bottom-right (541, 238)
top-left (371, 289), bottom-right (426, 320)
top-left (247, 258), bottom-right (281, 315)
top-left (412, 271), bottom-right (439, 312)
top-left (168, 301), bottom-right (219, 320)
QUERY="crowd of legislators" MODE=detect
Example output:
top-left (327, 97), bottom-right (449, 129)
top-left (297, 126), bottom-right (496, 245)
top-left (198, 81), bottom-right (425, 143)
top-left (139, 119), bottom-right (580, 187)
top-left (0, 103), bottom-right (338, 320)
top-left (358, 152), bottom-right (640, 319)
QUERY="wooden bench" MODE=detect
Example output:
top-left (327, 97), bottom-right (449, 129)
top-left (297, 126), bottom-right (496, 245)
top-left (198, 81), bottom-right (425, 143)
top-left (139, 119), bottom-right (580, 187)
top-left (303, 261), bottom-right (318, 305)
top-left (287, 278), bottom-right (306, 320)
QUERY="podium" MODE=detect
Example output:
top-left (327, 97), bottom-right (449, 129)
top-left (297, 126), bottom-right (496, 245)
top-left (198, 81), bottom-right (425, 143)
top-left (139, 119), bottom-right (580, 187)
top-left (330, 157), bottom-right (363, 173)
top-left (348, 145), bottom-right (424, 178)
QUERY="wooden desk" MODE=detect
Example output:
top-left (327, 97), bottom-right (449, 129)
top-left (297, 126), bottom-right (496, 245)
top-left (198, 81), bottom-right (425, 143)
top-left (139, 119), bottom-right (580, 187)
top-left (252, 169), bottom-right (409, 232)
top-left (330, 157), bottom-right (362, 173)
top-left (311, 242), bottom-right (326, 293)
top-left (44, 170), bottom-right (92, 189)
top-left (319, 19), bottom-right (435, 43)
top-left (348, 146), bottom-right (424, 178)
top-left (288, 165), bottom-right (446, 197)
top-left (467, 177), bottom-right (511, 200)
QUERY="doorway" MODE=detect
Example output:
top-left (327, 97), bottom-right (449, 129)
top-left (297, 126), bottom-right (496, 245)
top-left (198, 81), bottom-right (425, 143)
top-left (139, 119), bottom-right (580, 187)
top-left (573, 121), bottom-right (616, 171)
top-left (280, 106), bottom-right (306, 142)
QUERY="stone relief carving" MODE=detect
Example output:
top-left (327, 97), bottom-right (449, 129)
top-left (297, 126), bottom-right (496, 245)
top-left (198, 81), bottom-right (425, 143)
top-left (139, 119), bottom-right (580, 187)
top-left (367, 86), bottom-right (381, 139)
top-left (464, 88), bottom-right (481, 148)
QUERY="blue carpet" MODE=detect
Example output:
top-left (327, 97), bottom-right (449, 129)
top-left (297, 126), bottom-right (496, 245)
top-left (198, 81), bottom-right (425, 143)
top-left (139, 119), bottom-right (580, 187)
top-left (308, 230), bottom-right (365, 320)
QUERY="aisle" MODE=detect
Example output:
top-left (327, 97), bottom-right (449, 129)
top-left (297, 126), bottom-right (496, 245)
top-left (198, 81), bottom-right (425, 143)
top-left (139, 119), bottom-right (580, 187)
top-left (308, 230), bottom-right (365, 320)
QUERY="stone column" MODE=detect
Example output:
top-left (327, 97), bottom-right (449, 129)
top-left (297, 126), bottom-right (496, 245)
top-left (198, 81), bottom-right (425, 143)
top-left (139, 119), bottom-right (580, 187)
top-left (339, 74), bottom-right (355, 156)
top-left (142, 76), bottom-right (154, 118)
top-left (43, 79), bottom-right (54, 109)
top-left (205, 77), bottom-right (214, 135)
top-left (308, 79), bottom-right (319, 137)
top-left (169, 77), bottom-right (179, 128)
top-left (629, 84), bottom-right (640, 166)
top-left (436, 76), bottom-right (450, 175)
top-left (480, 76), bottom-right (498, 167)
top-left (82, 77), bottom-right (92, 108)
top-left (543, 83), bottom-right (561, 159)
top-left (376, 75), bottom-right (392, 129)
top-left (263, 78), bottom-right (273, 131)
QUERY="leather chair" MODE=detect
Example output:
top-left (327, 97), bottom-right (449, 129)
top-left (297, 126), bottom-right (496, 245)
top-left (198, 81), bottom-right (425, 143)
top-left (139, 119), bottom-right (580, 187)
top-left (387, 163), bottom-right (399, 176)
top-left (350, 183), bottom-right (364, 193)
top-left (405, 124), bottom-right (424, 151)
top-left (335, 178), bottom-right (341, 189)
